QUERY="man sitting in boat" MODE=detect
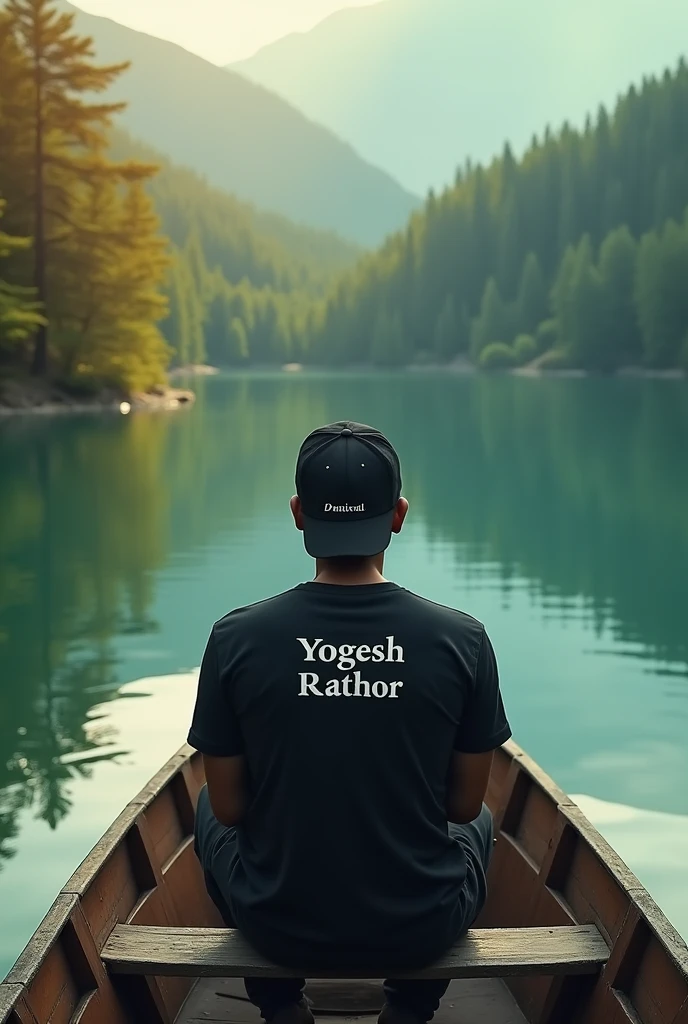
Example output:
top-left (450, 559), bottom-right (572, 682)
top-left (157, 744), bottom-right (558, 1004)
top-left (188, 421), bottom-right (512, 1024)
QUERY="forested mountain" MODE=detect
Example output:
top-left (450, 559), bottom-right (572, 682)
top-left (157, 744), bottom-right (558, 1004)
top-left (233, 0), bottom-right (688, 195)
top-left (301, 60), bottom-right (688, 372)
top-left (56, 0), bottom-right (418, 246)
top-left (4, 0), bottom-right (688, 383)
top-left (111, 131), bottom-right (360, 295)
top-left (0, 0), bottom-right (357, 388)
top-left (107, 133), bottom-right (359, 370)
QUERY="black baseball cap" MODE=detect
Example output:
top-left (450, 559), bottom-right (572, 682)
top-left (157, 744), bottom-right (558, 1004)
top-left (295, 421), bottom-right (402, 558)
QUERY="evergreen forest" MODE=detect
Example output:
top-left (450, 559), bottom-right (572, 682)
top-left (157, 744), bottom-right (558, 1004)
top-left (308, 60), bottom-right (688, 371)
top-left (0, 0), bottom-right (357, 393)
top-left (2, 0), bottom-right (688, 390)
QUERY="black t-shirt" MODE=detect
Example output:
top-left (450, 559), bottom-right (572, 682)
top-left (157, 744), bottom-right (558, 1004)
top-left (188, 582), bottom-right (511, 967)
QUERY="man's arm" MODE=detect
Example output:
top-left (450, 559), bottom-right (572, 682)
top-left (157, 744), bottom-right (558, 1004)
top-left (448, 628), bottom-right (511, 823)
top-left (203, 754), bottom-right (248, 827)
top-left (446, 750), bottom-right (494, 824)
top-left (188, 628), bottom-right (248, 824)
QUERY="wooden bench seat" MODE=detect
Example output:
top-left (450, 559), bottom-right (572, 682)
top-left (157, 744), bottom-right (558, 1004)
top-left (102, 924), bottom-right (608, 980)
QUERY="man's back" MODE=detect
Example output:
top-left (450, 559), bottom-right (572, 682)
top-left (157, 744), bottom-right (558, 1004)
top-left (189, 579), bottom-right (510, 967)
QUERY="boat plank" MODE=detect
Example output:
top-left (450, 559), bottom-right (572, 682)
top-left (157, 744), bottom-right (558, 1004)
top-left (4, 741), bottom-right (687, 1024)
top-left (559, 805), bottom-right (644, 894)
top-left (178, 978), bottom-right (528, 1024)
top-left (62, 747), bottom-right (196, 898)
top-left (631, 888), bottom-right (688, 977)
top-left (4, 895), bottom-right (78, 989)
top-left (102, 925), bottom-right (608, 979)
top-left (0, 984), bottom-right (27, 1024)
top-left (501, 742), bottom-right (575, 811)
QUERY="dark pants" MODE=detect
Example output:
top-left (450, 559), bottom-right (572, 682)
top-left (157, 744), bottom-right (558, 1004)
top-left (194, 788), bottom-right (494, 1022)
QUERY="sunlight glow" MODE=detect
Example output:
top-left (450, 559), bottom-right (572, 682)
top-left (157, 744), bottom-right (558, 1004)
top-left (69, 0), bottom-right (386, 66)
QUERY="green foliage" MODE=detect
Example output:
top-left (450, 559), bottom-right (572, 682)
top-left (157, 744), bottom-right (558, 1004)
top-left (537, 348), bottom-right (574, 371)
top-left (470, 278), bottom-right (508, 360)
top-left (479, 342), bottom-right (517, 371)
top-left (516, 253), bottom-right (548, 335)
top-left (496, 185), bottom-right (521, 297)
top-left (0, 200), bottom-right (45, 352)
top-left (433, 295), bottom-right (459, 361)
top-left (5, 3), bottom-right (688, 377)
top-left (535, 318), bottom-right (559, 353)
top-left (550, 245), bottom-right (577, 348)
top-left (227, 318), bottom-right (249, 364)
top-left (0, 0), bottom-right (170, 389)
top-left (513, 334), bottom-right (538, 365)
top-left (597, 226), bottom-right (641, 367)
top-left (372, 307), bottom-right (407, 367)
top-left (298, 59), bottom-right (688, 371)
top-left (108, 133), bottom-right (363, 369)
top-left (635, 214), bottom-right (688, 367)
top-left (564, 236), bottom-right (606, 368)
top-left (111, 132), bottom-right (360, 298)
top-left (0, 2), bottom-right (366, 386)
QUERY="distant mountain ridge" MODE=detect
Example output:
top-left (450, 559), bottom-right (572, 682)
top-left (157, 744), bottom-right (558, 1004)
top-left (110, 129), bottom-right (361, 293)
top-left (59, 1), bottom-right (419, 246)
top-left (232, 0), bottom-right (688, 194)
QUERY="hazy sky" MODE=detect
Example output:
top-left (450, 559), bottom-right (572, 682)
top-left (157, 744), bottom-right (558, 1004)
top-left (71, 0), bottom-right (384, 65)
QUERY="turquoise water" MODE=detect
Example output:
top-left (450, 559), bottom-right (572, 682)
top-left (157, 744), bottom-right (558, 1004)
top-left (1, 371), bottom-right (687, 976)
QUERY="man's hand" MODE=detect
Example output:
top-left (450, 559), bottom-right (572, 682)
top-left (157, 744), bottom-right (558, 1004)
top-left (446, 750), bottom-right (494, 824)
top-left (203, 754), bottom-right (248, 827)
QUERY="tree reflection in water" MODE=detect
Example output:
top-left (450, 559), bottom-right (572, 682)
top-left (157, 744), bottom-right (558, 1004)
top-left (0, 414), bottom-right (168, 867)
top-left (1, 373), bottom-right (686, 867)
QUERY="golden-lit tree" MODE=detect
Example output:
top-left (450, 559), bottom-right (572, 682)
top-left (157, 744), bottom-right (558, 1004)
top-left (2, 0), bottom-right (170, 384)
top-left (0, 198), bottom-right (45, 352)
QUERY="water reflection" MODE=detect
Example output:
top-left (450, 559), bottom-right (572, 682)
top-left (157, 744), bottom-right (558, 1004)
top-left (0, 372), bottom-right (686, 871)
top-left (0, 415), bottom-right (168, 865)
top-left (575, 793), bottom-right (688, 939)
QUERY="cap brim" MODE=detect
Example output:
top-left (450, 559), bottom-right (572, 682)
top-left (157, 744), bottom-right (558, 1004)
top-left (302, 510), bottom-right (395, 558)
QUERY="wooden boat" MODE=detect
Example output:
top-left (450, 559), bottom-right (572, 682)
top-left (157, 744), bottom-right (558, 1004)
top-left (1, 739), bottom-right (687, 1024)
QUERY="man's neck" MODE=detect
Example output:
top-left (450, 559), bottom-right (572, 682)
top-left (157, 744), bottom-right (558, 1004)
top-left (313, 557), bottom-right (387, 586)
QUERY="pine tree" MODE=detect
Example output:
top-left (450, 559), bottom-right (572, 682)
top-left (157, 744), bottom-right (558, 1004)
top-left (0, 16), bottom-right (31, 244)
top-left (5, 0), bottom-right (131, 375)
top-left (597, 225), bottom-right (641, 367)
top-left (227, 317), bottom-right (249, 364)
top-left (51, 174), bottom-right (170, 390)
top-left (496, 190), bottom-right (521, 298)
top-left (602, 180), bottom-right (624, 236)
top-left (272, 305), bottom-right (295, 363)
top-left (292, 59), bottom-right (688, 371)
top-left (433, 295), bottom-right (458, 361)
top-left (0, 199), bottom-right (45, 353)
top-left (371, 307), bottom-right (407, 366)
top-left (184, 226), bottom-right (210, 299)
top-left (566, 236), bottom-right (606, 367)
top-left (164, 256), bottom-right (201, 367)
top-left (557, 128), bottom-right (580, 254)
top-left (550, 245), bottom-right (578, 351)
top-left (516, 252), bottom-right (548, 334)
top-left (470, 278), bottom-right (508, 358)
top-left (468, 168), bottom-right (494, 310)
top-left (636, 215), bottom-right (688, 367)
top-left (204, 274), bottom-right (232, 365)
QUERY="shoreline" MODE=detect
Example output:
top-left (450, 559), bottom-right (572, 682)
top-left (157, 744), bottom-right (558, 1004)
top-left (0, 380), bottom-right (196, 418)
top-left (211, 359), bottom-right (686, 378)
top-left (167, 364), bottom-right (220, 379)
top-left (1, 361), bottom-right (684, 417)
top-left (512, 364), bottom-right (686, 380)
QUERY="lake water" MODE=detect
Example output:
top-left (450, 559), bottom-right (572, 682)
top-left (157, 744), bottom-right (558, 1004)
top-left (1, 371), bottom-right (687, 977)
